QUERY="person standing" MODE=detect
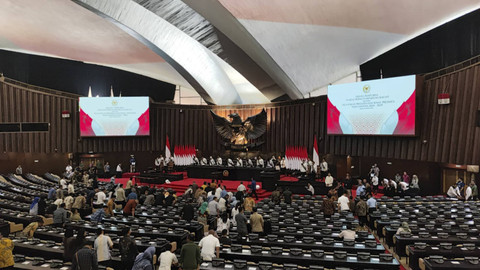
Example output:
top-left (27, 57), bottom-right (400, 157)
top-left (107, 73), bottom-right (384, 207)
top-left (235, 207), bottom-right (248, 238)
top-left (103, 162), bottom-right (110, 177)
top-left (325, 173), bottom-right (334, 188)
top-left (179, 234), bottom-right (201, 270)
top-left (471, 180), bottom-right (478, 200)
top-left (402, 171), bottom-right (410, 184)
top-left (320, 159), bottom-right (329, 178)
top-left (355, 196), bottom-right (368, 227)
top-left (158, 243), bottom-right (178, 270)
top-left (181, 200), bottom-right (195, 222)
top-left (53, 203), bottom-right (68, 227)
top-left (208, 197), bottom-right (219, 217)
top-left (366, 194), bottom-right (377, 213)
top-left (250, 179), bottom-right (258, 200)
top-left (322, 194), bottom-right (335, 219)
top-left (16, 165), bottom-right (23, 175)
top-left (123, 199), bottom-right (138, 217)
top-left (119, 227), bottom-right (138, 270)
top-left (283, 188), bottom-right (292, 204)
top-left (115, 184), bottom-right (126, 207)
top-left (0, 232), bottom-right (14, 269)
top-left (94, 228), bottom-right (113, 267)
top-left (71, 243), bottom-right (98, 270)
top-left (338, 191), bottom-right (350, 213)
top-left (116, 163), bottom-right (123, 178)
top-left (198, 230), bottom-right (220, 261)
top-left (250, 207), bottom-right (264, 233)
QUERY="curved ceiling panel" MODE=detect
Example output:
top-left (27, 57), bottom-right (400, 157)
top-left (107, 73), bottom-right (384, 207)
top-left (216, 0), bottom-right (480, 95)
top-left (77, 0), bottom-right (269, 105)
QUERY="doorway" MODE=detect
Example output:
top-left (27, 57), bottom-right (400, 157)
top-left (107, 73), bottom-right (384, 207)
top-left (442, 168), bottom-right (467, 193)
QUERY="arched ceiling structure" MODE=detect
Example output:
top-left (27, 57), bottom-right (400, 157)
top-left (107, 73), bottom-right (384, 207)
top-left (0, 0), bottom-right (479, 104)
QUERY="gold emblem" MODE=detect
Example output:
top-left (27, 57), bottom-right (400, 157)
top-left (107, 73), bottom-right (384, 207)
top-left (363, 85), bottom-right (370, 93)
top-left (112, 100), bottom-right (118, 106)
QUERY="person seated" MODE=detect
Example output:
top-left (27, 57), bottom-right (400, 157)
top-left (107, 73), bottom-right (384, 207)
top-left (338, 225), bottom-right (357, 241)
top-left (219, 229), bottom-right (232, 246)
top-left (70, 208), bottom-right (82, 221)
top-left (396, 221), bottom-right (411, 235)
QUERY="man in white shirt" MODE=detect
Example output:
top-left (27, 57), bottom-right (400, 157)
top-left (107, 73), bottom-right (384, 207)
top-left (198, 230), bottom-right (220, 261)
top-left (65, 164), bottom-right (72, 174)
top-left (325, 173), bottom-right (334, 187)
top-left (227, 158), bottom-right (234, 167)
top-left (216, 157), bottom-right (222, 166)
top-left (399, 181), bottom-right (409, 191)
top-left (193, 156), bottom-right (199, 165)
top-left (94, 228), bottom-right (113, 266)
top-left (215, 186), bottom-right (222, 199)
top-left (320, 159), bottom-right (329, 177)
top-left (447, 185), bottom-right (461, 198)
top-left (236, 158), bottom-right (243, 167)
top-left (60, 178), bottom-right (67, 190)
top-left (339, 226), bottom-right (357, 241)
top-left (338, 192), bottom-right (350, 212)
top-left (306, 183), bottom-right (315, 195)
top-left (209, 156), bottom-right (216, 166)
top-left (95, 188), bottom-right (107, 205)
top-left (67, 183), bottom-right (75, 194)
top-left (237, 182), bottom-right (246, 192)
top-left (116, 163), bottom-right (122, 178)
top-left (158, 243), bottom-right (178, 270)
top-left (218, 195), bottom-right (228, 212)
top-left (201, 157), bottom-right (208, 166)
top-left (300, 160), bottom-right (307, 173)
top-left (465, 185), bottom-right (472, 200)
top-left (257, 157), bottom-right (264, 168)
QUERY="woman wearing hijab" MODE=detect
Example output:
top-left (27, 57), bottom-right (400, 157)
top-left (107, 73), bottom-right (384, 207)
top-left (199, 202), bottom-right (208, 215)
top-left (132, 246), bottom-right (156, 270)
top-left (396, 222), bottom-right (411, 235)
top-left (29, 197), bottom-right (40, 216)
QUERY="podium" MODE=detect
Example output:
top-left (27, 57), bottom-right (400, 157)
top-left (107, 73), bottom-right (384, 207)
top-left (260, 171), bottom-right (280, 191)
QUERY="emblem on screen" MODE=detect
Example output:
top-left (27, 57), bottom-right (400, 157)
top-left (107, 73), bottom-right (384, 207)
top-left (363, 85), bottom-right (370, 93)
top-left (112, 100), bottom-right (118, 106)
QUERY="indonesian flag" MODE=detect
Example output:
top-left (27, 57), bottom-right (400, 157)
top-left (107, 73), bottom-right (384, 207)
top-left (438, 93), bottom-right (450, 105)
top-left (313, 135), bottom-right (319, 172)
top-left (165, 136), bottom-right (171, 161)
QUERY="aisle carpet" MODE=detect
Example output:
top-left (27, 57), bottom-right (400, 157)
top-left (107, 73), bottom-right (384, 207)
top-left (99, 177), bottom-right (272, 200)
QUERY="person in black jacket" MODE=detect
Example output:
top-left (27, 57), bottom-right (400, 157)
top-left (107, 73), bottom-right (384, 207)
top-left (181, 199), bottom-right (195, 222)
top-left (119, 227), bottom-right (138, 270)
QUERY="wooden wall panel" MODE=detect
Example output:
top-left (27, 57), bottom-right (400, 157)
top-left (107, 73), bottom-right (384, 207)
top-left (1, 65), bottom-right (480, 166)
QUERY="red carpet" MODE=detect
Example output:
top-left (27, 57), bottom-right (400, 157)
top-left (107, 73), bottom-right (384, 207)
top-left (99, 177), bottom-right (272, 200)
top-left (100, 173), bottom-right (384, 200)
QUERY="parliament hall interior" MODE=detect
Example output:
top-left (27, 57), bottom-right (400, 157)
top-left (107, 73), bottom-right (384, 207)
top-left (1, 1), bottom-right (480, 270)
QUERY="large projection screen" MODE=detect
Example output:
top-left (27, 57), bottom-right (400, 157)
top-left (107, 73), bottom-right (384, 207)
top-left (79, 97), bottom-right (150, 137)
top-left (327, 75), bottom-right (416, 135)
